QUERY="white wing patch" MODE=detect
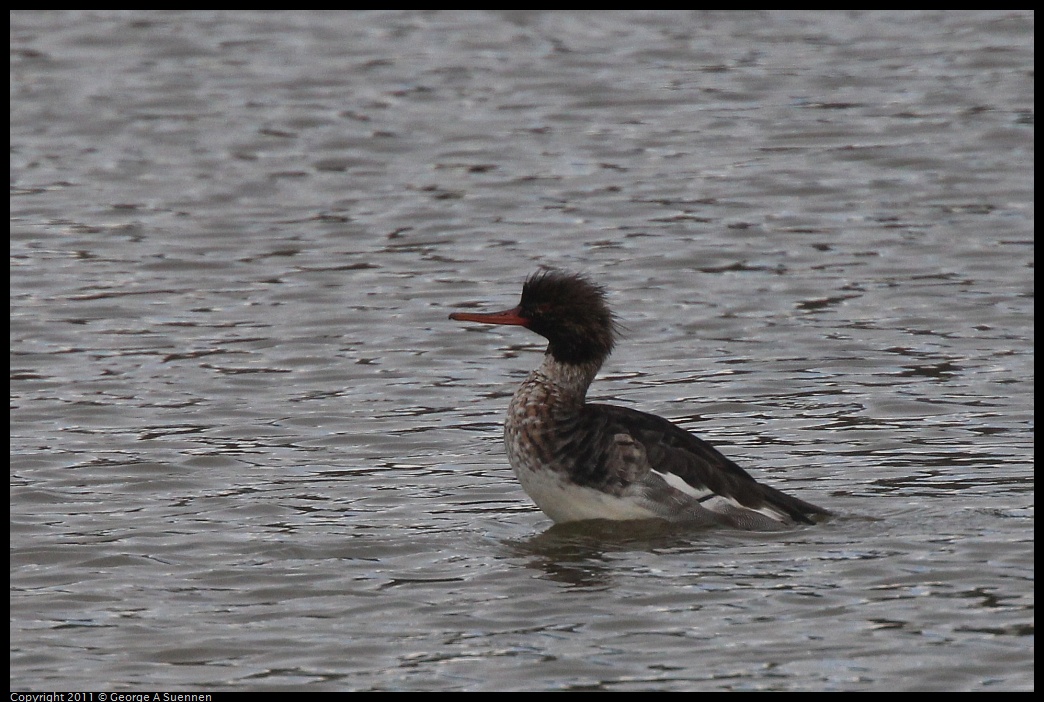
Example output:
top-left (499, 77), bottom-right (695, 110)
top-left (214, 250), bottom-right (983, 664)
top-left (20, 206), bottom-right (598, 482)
top-left (651, 469), bottom-right (789, 524)
top-left (650, 469), bottom-right (714, 501)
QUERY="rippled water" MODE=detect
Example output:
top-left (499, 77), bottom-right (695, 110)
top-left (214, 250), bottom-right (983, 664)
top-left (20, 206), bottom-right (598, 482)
top-left (11, 11), bottom-right (1033, 691)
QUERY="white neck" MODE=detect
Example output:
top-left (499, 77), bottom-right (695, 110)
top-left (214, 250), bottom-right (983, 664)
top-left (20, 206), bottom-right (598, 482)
top-left (529, 353), bottom-right (602, 403)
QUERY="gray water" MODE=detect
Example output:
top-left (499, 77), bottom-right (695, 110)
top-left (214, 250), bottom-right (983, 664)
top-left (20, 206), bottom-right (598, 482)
top-left (10, 10), bottom-right (1033, 691)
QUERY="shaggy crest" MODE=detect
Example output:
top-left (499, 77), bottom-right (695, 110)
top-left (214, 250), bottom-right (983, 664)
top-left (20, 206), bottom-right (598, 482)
top-left (519, 270), bottom-right (618, 365)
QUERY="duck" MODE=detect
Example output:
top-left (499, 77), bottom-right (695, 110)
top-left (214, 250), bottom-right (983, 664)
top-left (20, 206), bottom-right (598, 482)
top-left (449, 269), bottom-right (831, 530)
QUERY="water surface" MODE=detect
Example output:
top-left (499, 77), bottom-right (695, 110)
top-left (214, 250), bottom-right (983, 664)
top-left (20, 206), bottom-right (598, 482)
top-left (10, 10), bottom-right (1033, 691)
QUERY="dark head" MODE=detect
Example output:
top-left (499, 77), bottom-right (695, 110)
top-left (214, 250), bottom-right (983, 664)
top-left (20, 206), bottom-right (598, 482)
top-left (449, 270), bottom-right (617, 365)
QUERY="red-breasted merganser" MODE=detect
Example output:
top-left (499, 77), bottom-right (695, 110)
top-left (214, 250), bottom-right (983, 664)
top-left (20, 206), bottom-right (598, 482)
top-left (449, 270), bottom-right (831, 530)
